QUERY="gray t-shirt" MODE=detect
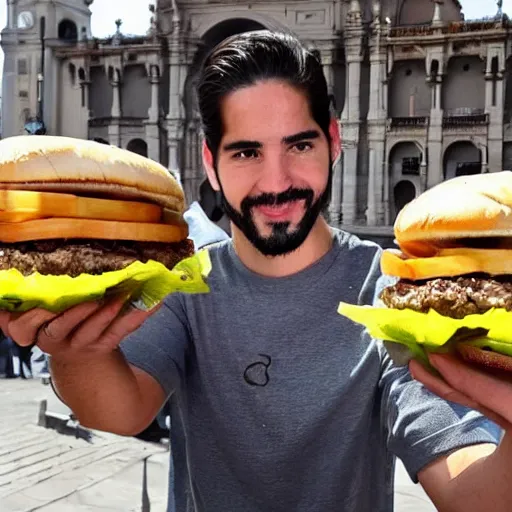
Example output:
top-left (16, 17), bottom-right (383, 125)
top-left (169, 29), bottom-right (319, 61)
top-left (120, 229), bottom-right (501, 512)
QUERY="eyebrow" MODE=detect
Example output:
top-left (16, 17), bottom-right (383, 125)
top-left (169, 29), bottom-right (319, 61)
top-left (222, 130), bottom-right (321, 152)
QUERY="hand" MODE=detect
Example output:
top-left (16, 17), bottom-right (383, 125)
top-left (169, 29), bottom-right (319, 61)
top-left (0, 297), bottom-right (161, 363)
top-left (409, 354), bottom-right (512, 432)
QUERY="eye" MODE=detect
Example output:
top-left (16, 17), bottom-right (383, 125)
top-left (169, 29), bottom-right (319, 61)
top-left (292, 142), bottom-right (313, 153)
top-left (233, 149), bottom-right (259, 160)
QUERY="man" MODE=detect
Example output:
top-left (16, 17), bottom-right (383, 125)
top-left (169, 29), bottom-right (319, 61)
top-left (2, 31), bottom-right (512, 512)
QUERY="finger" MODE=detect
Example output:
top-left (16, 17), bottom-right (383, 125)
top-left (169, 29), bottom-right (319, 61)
top-left (409, 360), bottom-right (512, 431)
top-left (7, 308), bottom-right (58, 346)
top-left (429, 353), bottom-right (512, 425)
top-left (409, 360), bottom-right (481, 410)
top-left (96, 302), bottom-right (163, 352)
top-left (68, 297), bottom-right (129, 350)
top-left (36, 300), bottom-right (103, 353)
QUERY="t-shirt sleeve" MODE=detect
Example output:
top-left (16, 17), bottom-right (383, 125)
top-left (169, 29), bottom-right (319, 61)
top-left (119, 293), bottom-right (190, 397)
top-left (378, 349), bottom-right (502, 482)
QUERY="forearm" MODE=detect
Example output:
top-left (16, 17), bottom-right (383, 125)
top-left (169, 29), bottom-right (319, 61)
top-left (438, 433), bottom-right (511, 512)
top-left (49, 350), bottom-right (148, 436)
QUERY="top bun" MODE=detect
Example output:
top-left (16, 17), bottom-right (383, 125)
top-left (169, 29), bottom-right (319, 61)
top-left (0, 135), bottom-right (185, 212)
top-left (395, 171), bottom-right (512, 256)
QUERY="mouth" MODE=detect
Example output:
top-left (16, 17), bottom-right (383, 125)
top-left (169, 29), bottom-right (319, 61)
top-left (254, 200), bottom-right (304, 221)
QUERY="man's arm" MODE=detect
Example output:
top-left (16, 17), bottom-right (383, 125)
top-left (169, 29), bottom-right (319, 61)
top-left (411, 354), bottom-right (512, 512)
top-left (1, 294), bottom-right (189, 437)
top-left (50, 351), bottom-right (166, 436)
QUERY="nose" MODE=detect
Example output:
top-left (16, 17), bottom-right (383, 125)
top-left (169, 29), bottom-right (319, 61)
top-left (256, 153), bottom-right (293, 195)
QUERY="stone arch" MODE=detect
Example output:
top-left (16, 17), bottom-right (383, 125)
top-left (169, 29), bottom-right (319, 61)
top-left (58, 19), bottom-right (78, 42)
top-left (393, 180), bottom-right (416, 219)
top-left (443, 141), bottom-right (482, 180)
top-left (126, 138), bottom-right (148, 157)
top-left (388, 140), bottom-right (423, 179)
top-left (195, 13), bottom-right (287, 40)
top-left (388, 141), bottom-right (423, 220)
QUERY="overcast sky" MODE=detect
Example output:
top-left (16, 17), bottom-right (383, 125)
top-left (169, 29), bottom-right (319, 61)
top-left (0, 0), bottom-right (508, 40)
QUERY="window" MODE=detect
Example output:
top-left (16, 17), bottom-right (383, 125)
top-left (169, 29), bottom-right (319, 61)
top-left (17, 59), bottom-right (28, 75)
top-left (405, 69), bottom-right (412, 76)
top-left (19, 90), bottom-right (29, 98)
top-left (402, 157), bottom-right (420, 175)
top-left (463, 63), bottom-right (470, 72)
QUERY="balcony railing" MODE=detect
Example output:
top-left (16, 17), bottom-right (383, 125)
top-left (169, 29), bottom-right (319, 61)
top-left (388, 17), bottom-right (508, 38)
top-left (443, 112), bottom-right (489, 128)
top-left (389, 116), bottom-right (429, 129)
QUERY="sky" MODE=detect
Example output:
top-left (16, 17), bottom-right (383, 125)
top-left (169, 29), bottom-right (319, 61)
top-left (0, 0), bottom-right (508, 41)
top-left (0, 0), bottom-right (508, 77)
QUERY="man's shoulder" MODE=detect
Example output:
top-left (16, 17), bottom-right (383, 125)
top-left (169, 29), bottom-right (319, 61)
top-left (331, 227), bottom-right (383, 259)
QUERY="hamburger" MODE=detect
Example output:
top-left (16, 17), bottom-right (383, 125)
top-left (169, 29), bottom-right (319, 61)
top-left (338, 171), bottom-right (512, 373)
top-left (0, 135), bottom-right (202, 312)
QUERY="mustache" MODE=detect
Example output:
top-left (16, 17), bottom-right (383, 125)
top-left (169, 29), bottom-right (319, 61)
top-left (241, 188), bottom-right (314, 213)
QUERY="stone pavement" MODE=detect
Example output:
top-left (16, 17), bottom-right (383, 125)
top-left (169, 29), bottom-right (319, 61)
top-left (0, 378), bottom-right (437, 511)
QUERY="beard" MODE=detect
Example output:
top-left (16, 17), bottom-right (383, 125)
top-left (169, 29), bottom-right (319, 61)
top-left (218, 166), bottom-right (332, 257)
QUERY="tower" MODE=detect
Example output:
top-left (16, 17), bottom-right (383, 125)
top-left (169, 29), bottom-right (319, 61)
top-left (1, 0), bottom-right (94, 137)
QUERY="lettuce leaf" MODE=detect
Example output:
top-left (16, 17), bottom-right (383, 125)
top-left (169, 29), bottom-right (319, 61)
top-left (0, 249), bottom-right (211, 313)
top-left (337, 302), bottom-right (512, 364)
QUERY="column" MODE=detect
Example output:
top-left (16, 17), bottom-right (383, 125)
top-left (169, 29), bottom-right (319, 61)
top-left (110, 70), bottom-right (121, 118)
top-left (366, 149), bottom-right (377, 225)
top-left (320, 50), bottom-right (334, 97)
top-left (485, 45), bottom-right (505, 173)
top-left (108, 67), bottom-right (121, 147)
top-left (145, 64), bottom-right (160, 162)
top-left (367, 28), bottom-right (387, 225)
top-left (147, 65), bottom-right (159, 123)
top-left (341, 50), bottom-right (363, 225)
top-left (166, 18), bottom-right (186, 181)
top-left (7, 0), bottom-right (15, 29)
top-left (427, 69), bottom-right (444, 188)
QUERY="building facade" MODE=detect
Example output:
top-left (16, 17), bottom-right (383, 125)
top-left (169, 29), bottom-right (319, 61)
top-left (1, 0), bottom-right (511, 243)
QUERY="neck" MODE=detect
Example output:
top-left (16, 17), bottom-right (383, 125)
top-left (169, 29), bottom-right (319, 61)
top-left (231, 218), bottom-right (333, 277)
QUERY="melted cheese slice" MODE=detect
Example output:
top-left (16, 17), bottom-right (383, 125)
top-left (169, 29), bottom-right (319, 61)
top-left (381, 248), bottom-right (512, 280)
top-left (0, 218), bottom-right (188, 243)
top-left (0, 190), bottom-right (162, 223)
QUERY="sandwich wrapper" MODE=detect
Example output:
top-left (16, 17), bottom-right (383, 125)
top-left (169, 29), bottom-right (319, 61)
top-left (337, 302), bottom-right (512, 367)
top-left (0, 249), bottom-right (211, 313)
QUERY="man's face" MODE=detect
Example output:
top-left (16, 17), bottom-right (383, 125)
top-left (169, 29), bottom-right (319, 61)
top-left (205, 80), bottom-right (338, 257)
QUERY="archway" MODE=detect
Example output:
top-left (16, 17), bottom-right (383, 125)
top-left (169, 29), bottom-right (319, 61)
top-left (93, 137), bottom-right (109, 145)
top-left (58, 19), bottom-right (78, 42)
top-left (180, 18), bottom-right (267, 207)
top-left (443, 141), bottom-right (482, 180)
top-left (504, 142), bottom-right (512, 171)
top-left (394, 180), bottom-right (416, 219)
top-left (388, 141), bottom-right (422, 179)
top-left (126, 138), bottom-right (148, 157)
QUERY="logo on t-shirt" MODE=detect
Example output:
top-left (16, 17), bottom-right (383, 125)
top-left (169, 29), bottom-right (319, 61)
top-left (243, 354), bottom-right (272, 387)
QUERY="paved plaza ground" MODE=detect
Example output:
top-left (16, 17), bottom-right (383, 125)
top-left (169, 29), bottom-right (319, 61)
top-left (0, 378), bottom-right (436, 511)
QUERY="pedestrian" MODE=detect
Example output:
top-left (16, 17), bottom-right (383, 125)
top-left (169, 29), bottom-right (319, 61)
top-left (2, 30), bottom-right (512, 512)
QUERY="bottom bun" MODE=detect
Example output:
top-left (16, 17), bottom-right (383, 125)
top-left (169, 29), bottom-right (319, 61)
top-left (455, 343), bottom-right (512, 373)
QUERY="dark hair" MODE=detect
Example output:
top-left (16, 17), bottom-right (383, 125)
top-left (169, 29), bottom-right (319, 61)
top-left (196, 30), bottom-right (332, 163)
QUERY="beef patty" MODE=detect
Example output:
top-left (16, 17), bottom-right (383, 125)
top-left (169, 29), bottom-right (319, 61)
top-left (0, 238), bottom-right (194, 277)
top-left (380, 275), bottom-right (512, 319)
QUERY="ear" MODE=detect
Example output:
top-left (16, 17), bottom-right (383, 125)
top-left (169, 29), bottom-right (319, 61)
top-left (202, 140), bottom-right (221, 192)
top-left (328, 118), bottom-right (341, 165)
